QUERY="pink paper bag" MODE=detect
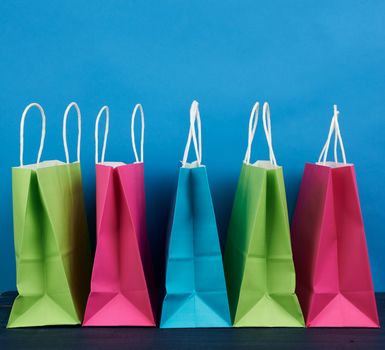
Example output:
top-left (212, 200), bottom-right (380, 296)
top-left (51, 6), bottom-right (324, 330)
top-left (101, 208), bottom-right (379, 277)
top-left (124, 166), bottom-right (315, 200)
top-left (291, 105), bottom-right (379, 328)
top-left (83, 105), bottom-right (156, 326)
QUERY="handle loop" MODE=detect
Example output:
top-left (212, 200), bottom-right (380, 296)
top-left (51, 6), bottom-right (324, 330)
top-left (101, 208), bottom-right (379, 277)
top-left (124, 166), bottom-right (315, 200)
top-left (318, 105), bottom-right (347, 164)
top-left (244, 102), bottom-right (259, 164)
top-left (262, 102), bottom-right (277, 166)
top-left (20, 103), bottom-right (46, 167)
top-left (95, 106), bottom-right (109, 164)
top-left (131, 103), bottom-right (145, 163)
top-left (182, 100), bottom-right (202, 167)
top-left (63, 102), bottom-right (81, 163)
top-left (244, 101), bottom-right (277, 166)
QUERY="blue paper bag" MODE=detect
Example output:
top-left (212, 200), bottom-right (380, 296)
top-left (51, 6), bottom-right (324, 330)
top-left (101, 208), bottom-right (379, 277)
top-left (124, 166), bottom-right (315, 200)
top-left (160, 101), bottom-right (231, 328)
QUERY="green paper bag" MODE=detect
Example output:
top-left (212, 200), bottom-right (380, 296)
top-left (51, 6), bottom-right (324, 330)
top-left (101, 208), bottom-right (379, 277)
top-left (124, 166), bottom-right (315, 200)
top-left (7, 103), bottom-right (92, 328)
top-left (224, 102), bottom-right (304, 327)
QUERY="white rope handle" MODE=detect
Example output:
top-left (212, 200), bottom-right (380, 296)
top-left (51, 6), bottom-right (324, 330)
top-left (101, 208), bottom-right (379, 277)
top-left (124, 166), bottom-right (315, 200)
top-left (190, 101), bottom-right (202, 164)
top-left (262, 102), bottom-right (277, 166)
top-left (318, 105), bottom-right (347, 164)
top-left (20, 103), bottom-right (46, 167)
top-left (243, 102), bottom-right (259, 164)
top-left (182, 100), bottom-right (202, 167)
top-left (131, 103), bottom-right (144, 163)
top-left (95, 106), bottom-right (109, 164)
top-left (63, 102), bottom-right (81, 163)
top-left (244, 102), bottom-right (277, 166)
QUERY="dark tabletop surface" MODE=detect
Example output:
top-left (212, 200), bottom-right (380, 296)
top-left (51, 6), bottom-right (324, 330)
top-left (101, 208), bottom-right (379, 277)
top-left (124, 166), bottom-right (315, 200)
top-left (1, 292), bottom-right (384, 350)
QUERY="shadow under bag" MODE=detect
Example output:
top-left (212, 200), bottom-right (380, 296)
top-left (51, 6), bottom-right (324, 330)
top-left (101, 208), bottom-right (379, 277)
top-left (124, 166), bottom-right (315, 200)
top-left (83, 104), bottom-right (156, 326)
top-left (160, 101), bottom-right (231, 328)
top-left (224, 102), bottom-right (304, 327)
top-left (291, 105), bottom-right (379, 327)
top-left (8, 103), bottom-right (92, 328)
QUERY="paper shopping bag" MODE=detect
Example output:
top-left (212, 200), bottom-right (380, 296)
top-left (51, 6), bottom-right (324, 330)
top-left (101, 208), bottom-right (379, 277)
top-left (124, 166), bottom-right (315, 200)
top-left (224, 102), bottom-right (304, 327)
top-left (160, 101), bottom-right (231, 328)
top-left (83, 104), bottom-right (155, 326)
top-left (291, 105), bottom-right (379, 327)
top-left (8, 102), bottom-right (92, 328)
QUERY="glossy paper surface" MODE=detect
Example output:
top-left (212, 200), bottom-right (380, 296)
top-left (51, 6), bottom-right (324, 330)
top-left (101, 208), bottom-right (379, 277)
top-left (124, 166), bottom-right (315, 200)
top-left (291, 163), bottom-right (379, 327)
top-left (160, 166), bottom-right (231, 328)
top-left (225, 163), bottom-right (304, 327)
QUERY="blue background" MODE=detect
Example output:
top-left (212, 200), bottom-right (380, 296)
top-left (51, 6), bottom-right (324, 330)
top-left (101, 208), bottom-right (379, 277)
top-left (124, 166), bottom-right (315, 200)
top-left (0, 1), bottom-right (384, 292)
